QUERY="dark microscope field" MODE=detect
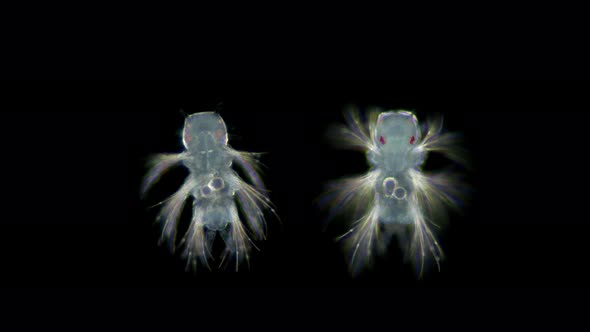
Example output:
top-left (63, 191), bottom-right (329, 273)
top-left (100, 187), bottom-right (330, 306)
top-left (0, 80), bottom-right (587, 295)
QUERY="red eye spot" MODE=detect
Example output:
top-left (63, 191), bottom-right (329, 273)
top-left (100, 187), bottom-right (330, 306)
top-left (184, 130), bottom-right (192, 143)
top-left (214, 129), bottom-right (225, 140)
top-left (410, 136), bottom-right (415, 144)
top-left (379, 136), bottom-right (386, 145)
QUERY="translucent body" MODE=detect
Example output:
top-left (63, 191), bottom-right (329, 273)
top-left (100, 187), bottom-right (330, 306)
top-left (369, 112), bottom-right (424, 226)
top-left (141, 112), bottom-right (274, 271)
top-left (324, 109), bottom-right (465, 277)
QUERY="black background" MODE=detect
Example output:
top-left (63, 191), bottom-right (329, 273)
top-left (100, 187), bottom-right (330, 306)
top-left (2, 0), bottom-right (590, 325)
top-left (1, 81), bottom-right (589, 323)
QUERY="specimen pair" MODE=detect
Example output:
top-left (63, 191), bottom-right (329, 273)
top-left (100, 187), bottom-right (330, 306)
top-left (141, 109), bottom-right (467, 277)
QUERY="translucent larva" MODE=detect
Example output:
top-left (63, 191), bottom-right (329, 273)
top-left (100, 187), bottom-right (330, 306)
top-left (322, 107), bottom-right (467, 277)
top-left (141, 112), bottom-right (275, 271)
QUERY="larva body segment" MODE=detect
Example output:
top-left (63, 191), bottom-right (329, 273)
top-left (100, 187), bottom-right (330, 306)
top-left (141, 112), bottom-right (274, 271)
top-left (326, 108), bottom-right (466, 277)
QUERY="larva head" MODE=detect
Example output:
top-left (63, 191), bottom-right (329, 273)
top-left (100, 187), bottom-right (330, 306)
top-left (182, 112), bottom-right (228, 150)
top-left (374, 111), bottom-right (420, 152)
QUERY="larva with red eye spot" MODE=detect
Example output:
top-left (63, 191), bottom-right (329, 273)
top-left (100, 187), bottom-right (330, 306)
top-left (141, 112), bottom-right (277, 272)
top-left (322, 107), bottom-right (467, 278)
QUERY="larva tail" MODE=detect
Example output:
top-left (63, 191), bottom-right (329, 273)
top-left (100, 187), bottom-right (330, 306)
top-left (178, 195), bottom-right (241, 272)
top-left (141, 153), bottom-right (187, 198)
top-left (179, 194), bottom-right (259, 272)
